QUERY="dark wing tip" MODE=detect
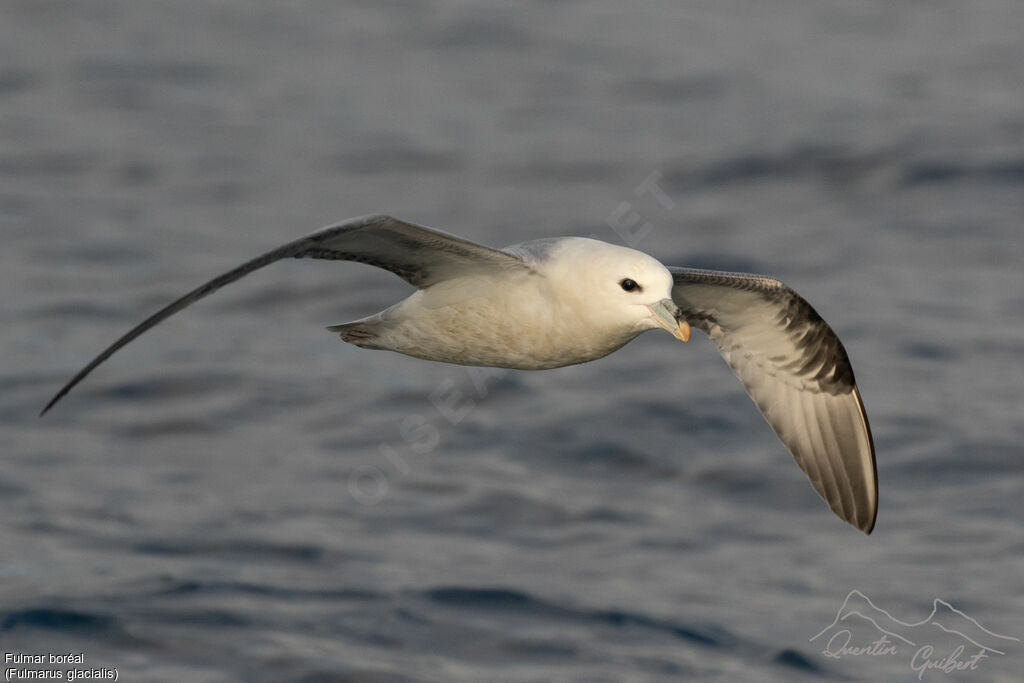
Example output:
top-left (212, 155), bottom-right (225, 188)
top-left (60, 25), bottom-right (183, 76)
top-left (42, 364), bottom-right (94, 415)
top-left (859, 507), bottom-right (876, 534)
top-left (40, 397), bottom-right (58, 417)
top-left (853, 386), bottom-right (878, 534)
top-left (37, 235), bottom-right (314, 416)
top-left (40, 350), bottom-right (115, 416)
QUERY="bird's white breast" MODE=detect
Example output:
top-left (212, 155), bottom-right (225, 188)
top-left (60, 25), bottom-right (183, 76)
top-left (371, 272), bottom-right (640, 370)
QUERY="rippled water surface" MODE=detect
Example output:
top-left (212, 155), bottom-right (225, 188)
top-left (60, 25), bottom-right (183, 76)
top-left (3, 2), bottom-right (1023, 681)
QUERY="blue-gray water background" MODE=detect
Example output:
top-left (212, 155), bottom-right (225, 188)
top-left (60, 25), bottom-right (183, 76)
top-left (2, 2), bottom-right (1022, 681)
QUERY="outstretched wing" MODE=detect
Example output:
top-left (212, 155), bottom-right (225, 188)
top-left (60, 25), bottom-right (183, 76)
top-left (42, 214), bottom-right (527, 414)
top-left (669, 267), bottom-right (877, 533)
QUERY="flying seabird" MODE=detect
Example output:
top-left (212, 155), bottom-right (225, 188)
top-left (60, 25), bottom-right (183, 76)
top-left (41, 214), bottom-right (878, 533)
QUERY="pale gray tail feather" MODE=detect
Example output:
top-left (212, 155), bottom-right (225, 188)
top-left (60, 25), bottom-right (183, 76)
top-left (326, 321), bottom-right (382, 348)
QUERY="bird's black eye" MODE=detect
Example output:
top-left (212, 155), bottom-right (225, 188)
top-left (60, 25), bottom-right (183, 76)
top-left (620, 278), bottom-right (640, 292)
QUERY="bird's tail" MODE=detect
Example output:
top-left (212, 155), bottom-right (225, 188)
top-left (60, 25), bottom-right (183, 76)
top-left (327, 321), bottom-right (383, 349)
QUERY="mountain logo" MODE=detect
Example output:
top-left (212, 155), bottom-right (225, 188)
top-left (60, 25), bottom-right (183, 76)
top-left (810, 590), bottom-right (1018, 679)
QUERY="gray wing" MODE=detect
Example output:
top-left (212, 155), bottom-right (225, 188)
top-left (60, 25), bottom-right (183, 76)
top-left (42, 214), bottom-right (527, 414)
top-left (669, 267), bottom-right (877, 534)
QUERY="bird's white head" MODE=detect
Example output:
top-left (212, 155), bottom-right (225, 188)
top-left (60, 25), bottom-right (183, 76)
top-left (540, 238), bottom-right (690, 343)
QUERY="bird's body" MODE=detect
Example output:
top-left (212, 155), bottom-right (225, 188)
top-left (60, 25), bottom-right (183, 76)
top-left (334, 236), bottom-right (676, 370)
top-left (42, 214), bottom-right (878, 533)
